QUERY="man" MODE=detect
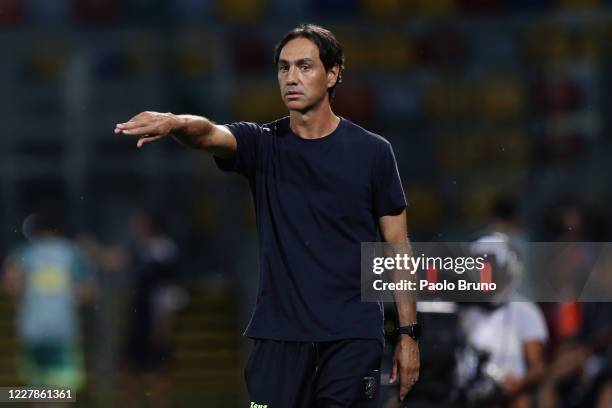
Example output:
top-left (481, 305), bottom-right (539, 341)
top-left (122, 210), bottom-right (180, 408)
top-left (2, 210), bottom-right (96, 393)
top-left (115, 24), bottom-right (419, 407)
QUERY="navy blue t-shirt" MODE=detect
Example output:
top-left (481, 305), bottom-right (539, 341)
top-left (215, 116), bottom-right (406, 344)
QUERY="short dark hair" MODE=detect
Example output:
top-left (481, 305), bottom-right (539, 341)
top-left (274, 23), bottom-right (345, 98)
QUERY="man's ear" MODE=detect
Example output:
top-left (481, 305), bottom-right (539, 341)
top-left (327, 64), bottom-right (340, 89)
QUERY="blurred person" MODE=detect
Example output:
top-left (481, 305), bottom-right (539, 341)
top-left (538, 302), bottom-right (612, 408)
top-left (122, 211), bottom-right (180, 408)
top-left (536, 204), bottom-right (611, 408)
top-left (455, 233), bottom-right (548, 408)
top-left (115, 23), bottom-right (419, 406)
top-left (1, 210), bottom-right (96, 395)
top-left (456, 301), bottom-right (548, 408)
top-left (539, 205), bottom-right (599, 356)
top-left (487, 195), bottom-right (533, 299)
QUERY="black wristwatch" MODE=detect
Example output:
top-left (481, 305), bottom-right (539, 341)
top-left (397, 323), bottom-right (421, 341)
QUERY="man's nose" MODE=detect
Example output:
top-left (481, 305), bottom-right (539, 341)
top-left (286, 66), bottom-right (298, 84)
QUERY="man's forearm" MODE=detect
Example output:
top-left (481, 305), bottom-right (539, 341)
top-left (379, 212), bottom-right (418, 326)
top-left (393, 247), bottom-right (417, 326)
top-left (171, 114), bottom-right (215, 149)
top-left (396, 299), bottom-right (417, 326)
top-left (391, 239), bottom-right (417, 325)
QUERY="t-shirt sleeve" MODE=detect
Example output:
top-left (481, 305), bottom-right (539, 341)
top-left (214, 121), bottom-right (265, 178)
top-left (372, 141), bottom-right (407, 218)
top-left (517, 302), bottom-right (549, 342)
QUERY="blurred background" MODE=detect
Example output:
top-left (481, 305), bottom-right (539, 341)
top-left (0, 0), bottom-right (612, 407)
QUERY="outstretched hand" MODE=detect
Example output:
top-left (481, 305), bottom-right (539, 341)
top-left (115, 111), bottom-right (179, 148)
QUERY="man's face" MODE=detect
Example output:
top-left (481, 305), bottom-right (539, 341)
top-left (277, 37), bottom-right (338, 112)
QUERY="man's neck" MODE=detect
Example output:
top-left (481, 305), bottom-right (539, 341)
top-left (289, 101), bottom-right (340, 140)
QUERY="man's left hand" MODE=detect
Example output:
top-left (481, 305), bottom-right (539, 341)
top-left (389, 335), bottom-right (420, 401)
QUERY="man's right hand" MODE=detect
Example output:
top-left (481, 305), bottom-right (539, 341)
top-left (115, 111), bottom-right (179, 148)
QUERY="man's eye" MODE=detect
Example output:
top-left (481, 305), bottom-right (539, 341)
top-left (279, 66), bottom-right (288, 72)
top-left (300, 65), bottom-right (311, 71)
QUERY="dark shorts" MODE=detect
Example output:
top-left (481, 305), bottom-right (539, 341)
top-left (244, 338), bottom-right (383, 408)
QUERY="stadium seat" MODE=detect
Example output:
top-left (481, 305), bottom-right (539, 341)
top-left (25, 41), bottom-right (68, 82)
top-left (122, 0), bottom-right (166, 23)
top-left (0, 0), bottom-right (22, 25)
top-left (216, 0), bottom-right (265, 21)
top-left (403, 185), bottom-right (443, 233)
top-left (310, 0), bottom-right (357, 16)
top-left (457, 0), bottom-right (503, 14)
top-left (479, 74), bottom-right (525, 122)
top-left (460, 173), bottom-right (527, 226)
top-left (333, 84), bottom-right (376, 124)
top-left (173, 31), bottom-right (214, 78)
top-left (483, 127), bottom-right (530, 168)
top-left (232, 81), bottom-right (286, 122)
top-left (417, 0), bottom-right (455, 15)
top-left (435, 131), bottom-right (482, 171)
top-left (559, 0), bottom-right (601, 10)
top-left (360, 0), bottom-right (406, 18)
top-left (94, 49), bottom-right (130, 81)
top-left (417, 26), bottom-right (467, 67)
top-left (375, 80), bottom-right (422, 120)
top-left (122, 32), bottom-right (161, 78)
top-left (361, 0), bottom-right (454, 17)
top-left (508, 0), bottom-right (553, 11)
top-left (230, 31), bottom-right (272, 74)
top-left (424, 80), bottom-right (477, 120)
top-left (25, 0), bottom-right (71, 24)
top-left (522, 23), bottom-right (571, 62)
top-left (373, 33), bottom-right (416, 70)
top-left (74, 0), bottom-right (118, 24)
top-left (171, 0), bottom-right (214, 22)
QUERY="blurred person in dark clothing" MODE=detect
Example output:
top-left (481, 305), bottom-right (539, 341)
top-left (537, 204), bottom-right (612, 408)
top-left (538, 302), bottom-right (612, 408)
top-left (122, 210), bottom-right (180, 408)
top-left (539, 204), bottom-right (598, 348)
top-left (1, 210), bottom-right (96, 392)
top-left (115, 23), bottom-right (419, 406)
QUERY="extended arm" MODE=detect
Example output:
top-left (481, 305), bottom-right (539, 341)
top-left (115, 111), bottom-right (237, 158)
